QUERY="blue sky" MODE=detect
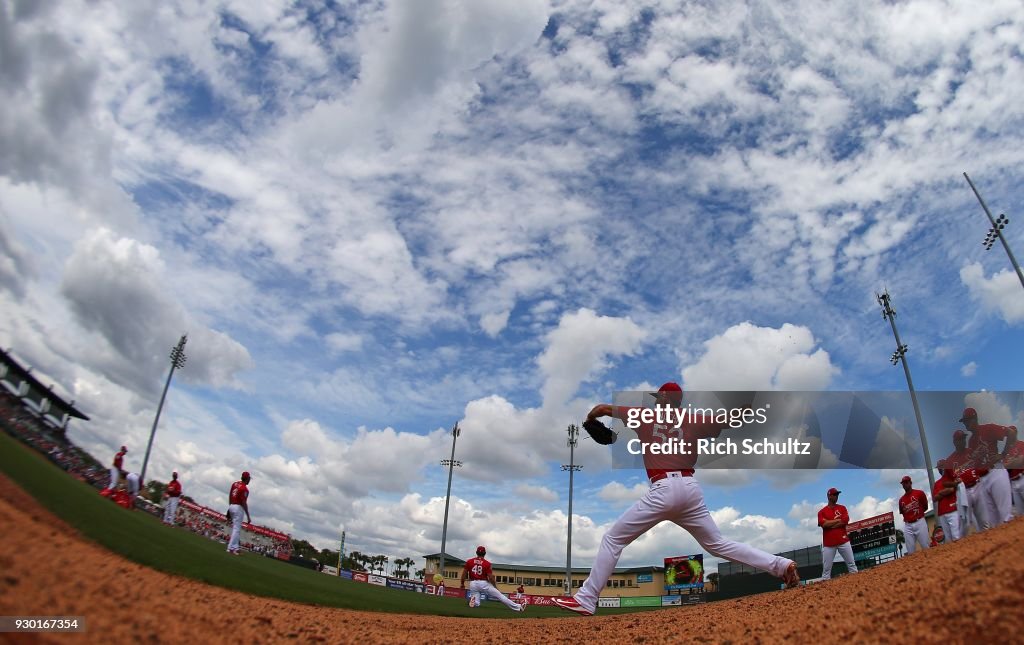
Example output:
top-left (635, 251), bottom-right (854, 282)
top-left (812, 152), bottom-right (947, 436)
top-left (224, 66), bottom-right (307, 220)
top-left (2, 0), bottom-right (1024, 574)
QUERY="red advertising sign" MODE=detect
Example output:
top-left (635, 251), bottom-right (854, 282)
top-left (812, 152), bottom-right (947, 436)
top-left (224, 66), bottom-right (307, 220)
top-left (847, 512), bottom-right (894, 532)
top-left (664, 554), bottom-right (704, 590)
top-left (352, 572), bottom-right (368, 583)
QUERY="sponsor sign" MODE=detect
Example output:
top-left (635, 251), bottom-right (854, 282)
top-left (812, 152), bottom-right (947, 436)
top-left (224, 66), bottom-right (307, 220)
top-left (664, 554), bottom-right (704, 591)
top-left (387, 579), bottom-right (425, 593)
top-left (598, 597), bottom-right (621, 608)
top-left (321, 565), bottom-right (338, 576)
top-left (442, 587), bottom-right (466, 599)
top-left (620, 596), bottom-right (662, 607)
top-left (339, 571), bottom-right (353, 580)
top-left (353, 573), bottom-right (368, 583)
top-left (636, 574), bottom-right (653, 583)
top-left (523, 595), bottom-right (556, 606)
top-left (368, 575), bottom-right (386, 586)
top-left (853, 544), bottom-right (899, 560)
top-left (848, 512), bottom-right (895, 532)
top-left (661, 596), bottom-right (682, 606)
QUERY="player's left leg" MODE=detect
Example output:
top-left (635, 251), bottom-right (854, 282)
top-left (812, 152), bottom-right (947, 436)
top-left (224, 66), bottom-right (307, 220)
top-left (482, 582), bottom-right (522, 611)
top-left (838, 542), bottom-right (858, 573)
top-left (985, 469), bottom-right (1012, 524)
top-left (671, 479), bottom-right (790, 578)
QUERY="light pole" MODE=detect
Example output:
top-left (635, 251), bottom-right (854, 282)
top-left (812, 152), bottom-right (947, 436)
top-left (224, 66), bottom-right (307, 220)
top-left (439, 422), bottom-right (462, 580)
top-left (561, 424), bottom-right (582, 596)
top-left (964, 172), bottom-right (1024, 290)
top-left (140, 334), bottom-right (187, 485)
top-left (877, 290), bottom-right (936, 497)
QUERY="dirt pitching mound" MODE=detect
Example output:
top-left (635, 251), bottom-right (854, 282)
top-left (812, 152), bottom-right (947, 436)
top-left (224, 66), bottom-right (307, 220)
top-left (2, 471), bottom-right (1022, 644)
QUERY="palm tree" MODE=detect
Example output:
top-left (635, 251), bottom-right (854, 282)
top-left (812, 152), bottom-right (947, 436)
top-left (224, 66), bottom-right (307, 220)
top-left (394, 557), bottom-right (415, 578)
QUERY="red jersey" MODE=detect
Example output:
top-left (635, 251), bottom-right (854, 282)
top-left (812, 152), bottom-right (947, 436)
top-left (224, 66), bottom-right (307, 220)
top-left (932, 474), bottom-right (957, 516)
top-left (898, 489), bottom-right (928, 522)
top-left (818, 504), bottom-right (850, 547)
top-left (462, 557), bottom-right (492, 581)
top-left (113, 450), bottom-right (126, 469)
top-left (229, 480), bottom-right (249, 505)
top-left (967, 423), bottom-right (1014, 469)
top-left (944, 449), bottom-right (981, 486)
top-left (612, 405), bottom-right (726, 480)
top-left (166, 480), bottom-right (182, 497)
top-left (1004, 440), bottom-right (1024, 479)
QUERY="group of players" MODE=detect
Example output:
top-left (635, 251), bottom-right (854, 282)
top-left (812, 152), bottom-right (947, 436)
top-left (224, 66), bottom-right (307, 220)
top-left (815, 405), bottom-right (1021, 579)
top-left (103, 446), bottom-right (252, 555)
top-left (103, 384), bottom-right (1022, 618)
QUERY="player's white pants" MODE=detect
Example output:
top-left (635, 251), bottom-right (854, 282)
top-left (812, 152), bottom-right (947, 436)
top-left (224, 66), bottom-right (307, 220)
top-left (903, 518), bottom-right (929, 554)
top-left (574, 477), bottom-right (793, 614)
top-left (1010, 475), bottom-right (1024, 517)
top-left (163, 497), bottom-right (180, 524)
top-left (966, 483), bottom-right (989, 531)
top-left (821, 542), bottom-right (857, 579)
top-left (109, 467), bottom-right (121, 490)
top-left (937, 512), bottom-right (961, 542)
top-left (227, 503), bottom-right (243, 552)
top-left (467, 580), bottom-right (522, 611)
top-left (978, 469), bottom-right (1012, 525)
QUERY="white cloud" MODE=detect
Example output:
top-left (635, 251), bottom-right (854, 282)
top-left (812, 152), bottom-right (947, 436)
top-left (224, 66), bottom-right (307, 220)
top-left (597, 481), bottom-right (648, 504)
top-left (961, 361), bottom-right (977, 377)
top-left (513, 483), bottom-right (559, 503)
top-left (537, 308), bottom-right (647, 407)
top-left (960, 262), bottom-right (1024, 324)
top-left (683, 322), bottom-right (837, 391)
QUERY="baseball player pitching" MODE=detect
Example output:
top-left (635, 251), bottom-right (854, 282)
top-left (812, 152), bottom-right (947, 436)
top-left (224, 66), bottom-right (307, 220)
top-left (459, 546), bottom-right (525, 612)
top-left (553, 382), bottom-right (799, 617)
top-left (226, 471), bottom-right (251, 555)
top-left (898, 475), bottom-right (929, 554)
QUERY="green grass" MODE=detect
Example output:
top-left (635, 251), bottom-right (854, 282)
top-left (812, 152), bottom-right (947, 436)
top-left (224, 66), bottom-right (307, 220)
top-left (0, 430), bottom-right (664, 618)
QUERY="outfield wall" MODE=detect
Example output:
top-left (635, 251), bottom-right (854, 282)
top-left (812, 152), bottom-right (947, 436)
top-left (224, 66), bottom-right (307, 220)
top-left (345, 570), bottom-right (696, 607)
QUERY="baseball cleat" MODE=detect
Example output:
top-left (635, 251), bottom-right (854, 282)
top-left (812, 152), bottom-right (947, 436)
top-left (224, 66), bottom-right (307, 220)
top-left (782, 562), bottom-right (800, 588)
top-left (552, 597), bottom-right (593, 616)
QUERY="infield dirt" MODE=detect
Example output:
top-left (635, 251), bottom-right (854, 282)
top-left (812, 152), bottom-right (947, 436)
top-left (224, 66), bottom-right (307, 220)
top-left (2, 471), bottom-right (1022, 644)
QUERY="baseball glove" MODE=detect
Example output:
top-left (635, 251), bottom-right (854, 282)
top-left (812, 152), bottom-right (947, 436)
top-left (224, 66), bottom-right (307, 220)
top-left (583, 418), bottom-right (617, 445)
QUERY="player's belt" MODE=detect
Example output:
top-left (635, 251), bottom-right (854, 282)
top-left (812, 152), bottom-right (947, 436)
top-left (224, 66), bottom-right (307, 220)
top-left (650, 471), bottom-right (692, 483)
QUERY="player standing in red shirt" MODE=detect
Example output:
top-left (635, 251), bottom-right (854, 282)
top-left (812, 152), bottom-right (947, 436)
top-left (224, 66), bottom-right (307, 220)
top-left (817, 487), bottom-right (858, 580)
top-left (932, 460), bottom-right (961, 542)
top-left (163, 471), bottom-right (182, 525)
top-left (943, 429), bottom-right (985, 532)
top-left (959, 407), bottom-right (1016, 526)
top-left (898, 476), bottom-right (929, 553)
top-left (459, 546), bottom-right (524, 612)
top-left (226, 471), bottom-right (251, 555)
top-left (109, 445), bottom-right (127, 491)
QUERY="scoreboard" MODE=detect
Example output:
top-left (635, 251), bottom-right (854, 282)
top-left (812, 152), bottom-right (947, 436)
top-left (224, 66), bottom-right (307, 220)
top-left (847, 512), bottom-right (898, 560)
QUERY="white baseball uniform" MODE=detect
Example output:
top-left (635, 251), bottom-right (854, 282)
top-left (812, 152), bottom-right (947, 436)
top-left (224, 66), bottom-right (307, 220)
top-left (821, 542), bottom-right (857, 579)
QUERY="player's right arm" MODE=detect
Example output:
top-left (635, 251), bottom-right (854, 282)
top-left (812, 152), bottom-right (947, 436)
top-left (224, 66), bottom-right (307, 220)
top-left (586, 404), bottom-right (614, 421)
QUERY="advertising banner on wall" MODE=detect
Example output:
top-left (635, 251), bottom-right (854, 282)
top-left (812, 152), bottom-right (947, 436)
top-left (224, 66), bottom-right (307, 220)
top-left (598, 597), bottom-right (621, 608)
top-left (664, 554), bottom-right (704, 591)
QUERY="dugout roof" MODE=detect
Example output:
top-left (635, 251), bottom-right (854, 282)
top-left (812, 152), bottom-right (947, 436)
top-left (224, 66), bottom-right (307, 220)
top-left (0, 348), bottom-right (89, 421)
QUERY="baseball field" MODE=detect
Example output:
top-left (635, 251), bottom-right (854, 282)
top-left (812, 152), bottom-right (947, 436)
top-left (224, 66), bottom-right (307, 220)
top-left (2, 429), bottom-right (1023, 643)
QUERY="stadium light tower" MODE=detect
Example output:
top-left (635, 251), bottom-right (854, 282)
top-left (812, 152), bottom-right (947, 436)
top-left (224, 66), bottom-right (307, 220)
top-left (561, 423), bottom-right (582, 596)
top-left (876, 290), bottom-right (936, 497)
top-left (963, 172), bottom-right (1024, 291)
top-left (140, 334), bottom-right (187, 485)
top-left (439, 422), bottom-right (462, 579)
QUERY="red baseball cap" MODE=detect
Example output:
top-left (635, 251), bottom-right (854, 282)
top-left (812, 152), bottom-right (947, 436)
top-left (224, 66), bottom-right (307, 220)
top-left (241, 471), bottom-right (251, 480)
top-left (648, 382), bottom-right (683, 400)
top-left (827, 487), bottom-right (840, 496)
top-left (476, 545), bottom-right (486, 556)
top-left (120, 445), bottom-right (127, 451)
top-left (953, 429), bottom-right (967, 440)
top-left (959, 407), bottom-right (977, 422)
top-left (900, 476), bottom-right (911, 484)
